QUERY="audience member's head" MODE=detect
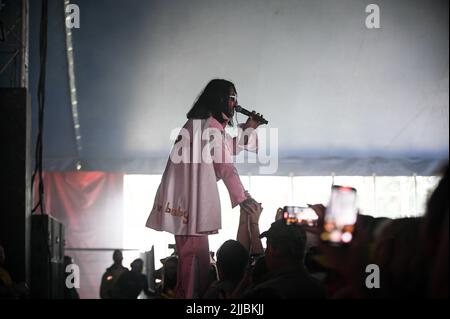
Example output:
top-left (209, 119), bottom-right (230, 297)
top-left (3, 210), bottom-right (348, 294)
top-left (64, 255), bottom-right (73, 267)
top-left (419, 164), bottom-right (449, 297)
top-left (251, 255), bottom-right (269, 286)
top-left (130, 258), bottom-right (144, 273)
top-left (216, 240), bottom-right (249, 282)
top-left (373, 217), bottom-right (422, 297)
top-left (421, 165), bottom-right (449, 256)
top-left (275, 208), bottom-right (283, 221)
top-left (260, 219), bottom-right (307, 270)
top-left (162, 256), bottom-right (178, 291)
top-left (113, 250), bottom-right (123, 265)
top-left (370, 164), bottom-right (449, 298)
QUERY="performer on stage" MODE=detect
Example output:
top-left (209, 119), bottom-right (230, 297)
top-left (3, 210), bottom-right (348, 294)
top-left (146, 79), bottom-right (265, 298)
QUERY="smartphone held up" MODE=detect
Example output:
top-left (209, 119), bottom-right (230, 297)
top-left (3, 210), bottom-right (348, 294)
top-left (283, 206), bottom-right (319, 227)
top-left (320, 185), bottom-right (358, 246)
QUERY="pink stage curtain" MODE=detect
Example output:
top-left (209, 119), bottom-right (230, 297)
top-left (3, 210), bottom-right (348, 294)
top-left (34, 172), bottom-right (125, 298)
top-left (35, 172), bottom-right (124, 248)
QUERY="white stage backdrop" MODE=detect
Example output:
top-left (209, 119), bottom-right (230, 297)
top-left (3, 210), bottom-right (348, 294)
top-left (30, 0), bottom-right (449, 175)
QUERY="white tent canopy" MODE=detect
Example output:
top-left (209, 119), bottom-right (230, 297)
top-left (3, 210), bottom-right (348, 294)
top-left (31, 0), bottom-right (449, 175)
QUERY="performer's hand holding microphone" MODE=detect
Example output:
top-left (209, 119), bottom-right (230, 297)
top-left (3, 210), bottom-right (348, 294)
top-left (235, 105), bottom-right (268, 129)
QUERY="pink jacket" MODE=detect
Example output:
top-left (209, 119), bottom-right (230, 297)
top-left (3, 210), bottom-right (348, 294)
top-left (146, 116), bottom-right (258, 236)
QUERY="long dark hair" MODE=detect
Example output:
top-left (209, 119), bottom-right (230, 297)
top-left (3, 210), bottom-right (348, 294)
top-left (187, 79), bottom-right (236, 126)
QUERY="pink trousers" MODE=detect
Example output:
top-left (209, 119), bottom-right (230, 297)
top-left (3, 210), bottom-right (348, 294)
top-left (174, 235), bottom-right (210, 299)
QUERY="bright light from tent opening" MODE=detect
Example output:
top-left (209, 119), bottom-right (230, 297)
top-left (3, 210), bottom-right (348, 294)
top-left (123, 174), bottom-right (439, 268)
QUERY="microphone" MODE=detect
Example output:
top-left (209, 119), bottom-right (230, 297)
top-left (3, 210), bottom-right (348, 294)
top-left (235, 105), bottom-right (269, 125)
